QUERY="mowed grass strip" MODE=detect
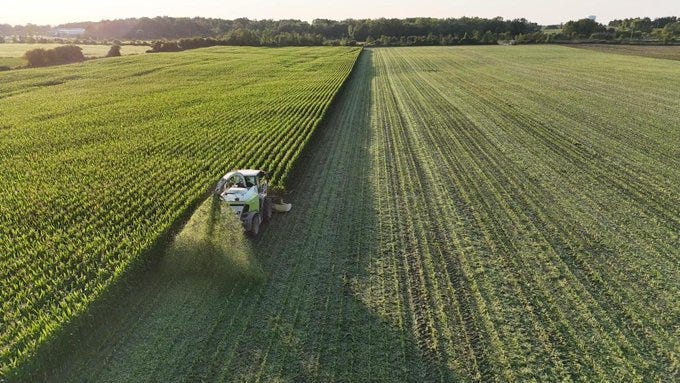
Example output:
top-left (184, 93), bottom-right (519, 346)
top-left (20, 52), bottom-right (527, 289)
top-left (0, 46), bottom-right (360, 375)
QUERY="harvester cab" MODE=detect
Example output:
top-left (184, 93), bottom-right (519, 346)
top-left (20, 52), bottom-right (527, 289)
top-left (214, 169), bottom-right (272, 236)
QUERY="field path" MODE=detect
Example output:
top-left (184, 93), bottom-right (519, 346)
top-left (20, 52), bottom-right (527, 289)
top-left (25, 46), bottom-right (680, 382)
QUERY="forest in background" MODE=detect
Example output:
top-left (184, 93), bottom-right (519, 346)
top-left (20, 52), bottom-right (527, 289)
top-left (1, 16), bottom-right (678, 47)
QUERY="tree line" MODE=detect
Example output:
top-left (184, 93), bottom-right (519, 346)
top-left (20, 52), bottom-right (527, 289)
top-left (22, 45), bottom-right (85, 67)
top-left (557, 17), bottom-right (679, 43)
top-left (2, 16), bottom-right (678, 48)
top-left (2, 17), bottom-right (540, 45)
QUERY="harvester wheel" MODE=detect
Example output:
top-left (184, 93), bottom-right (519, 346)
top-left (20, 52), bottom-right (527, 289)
top-left (263, 199), bottom-right (273, 223)
top-left (249, 214), bottom-right (260, 237)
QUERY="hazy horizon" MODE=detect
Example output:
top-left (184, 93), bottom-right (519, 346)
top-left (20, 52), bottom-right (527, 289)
top-left (4, 0), bottom-right (679, 26)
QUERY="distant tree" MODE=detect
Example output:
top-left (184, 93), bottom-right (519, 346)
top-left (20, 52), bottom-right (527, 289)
top-left (665, 21), bottom-right (680, 35)
top-left (0, 23), bottom-right (11, 36)
top-left (149, 40), bottom-right (162, 52)
top-left (24, 45), bottom-right (84, 67)
top-left (660, 22), bottom-right (680, 44)
top-left (459, 32), bottom-right (473, 44)
top-left (348, 23), bottom-right (369, 41)
top-left (106, 44), bottom-right (121, 57)
top-left (148, 40), bottom-right (182, 52)
top-left (607, 17), bottom-right (664, 38)
top-left (0, 36), bottom-right (4, 43)
top-left (481, 30), bottom-right (497, 44)
top-left (634, 17), bottom-right (653, 33)
top-left (48, 45), bottom-right (85, 65)
top-left (312, 19), bottom-right (346, 39)
top-left (339, 37), bottom-right (356, 46)
top-left (224, 28), bottom-right (259, 46)
top-left (23, 48), bottom-right (48, 67)
top-left (378, 35), bottom-right (397, 46)
top-left (509, 18), bottom-right (540, 35)
top-left (589, 32), bottom-right (616, 40)
top-left (177, 37), bottom-right (220, 50)
top-left (651, 16), bottom-right (677, 29)
top-left (1, 16), bottom-right (560, 46)
top-left (563, 18), bottom-right (606, 38)
top-left (440, 34), bottom-right (457, 45)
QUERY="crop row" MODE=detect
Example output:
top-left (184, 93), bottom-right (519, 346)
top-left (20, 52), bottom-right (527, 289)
top-left (0, 46), bottom-right (361, 375)
top-left (362, 46), bottom-right (679, 381)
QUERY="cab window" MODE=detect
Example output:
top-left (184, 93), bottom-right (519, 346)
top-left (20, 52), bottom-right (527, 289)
top-left (245, 176), bottom-right (257, 188)
top-left (227, 175), bottom-right (246, 188)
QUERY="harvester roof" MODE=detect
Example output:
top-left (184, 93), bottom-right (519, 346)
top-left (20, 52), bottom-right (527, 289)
top-left (238, 169), bottom-right (266, 177)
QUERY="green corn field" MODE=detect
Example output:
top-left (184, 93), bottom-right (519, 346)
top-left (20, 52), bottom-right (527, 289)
top-left (0, 46), bottom-right (361, 376)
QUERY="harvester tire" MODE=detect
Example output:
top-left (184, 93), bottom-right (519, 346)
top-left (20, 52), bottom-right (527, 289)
top-left (249, 214), bottom-right (260, 237)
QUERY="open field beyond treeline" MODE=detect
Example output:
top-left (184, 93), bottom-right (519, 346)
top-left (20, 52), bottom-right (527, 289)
top-left (567, 43), bottom-right (680, 61)
top-left (2, 45), bottom-right (679, 381)
top-left (0, 43), bottom-right (150, 67)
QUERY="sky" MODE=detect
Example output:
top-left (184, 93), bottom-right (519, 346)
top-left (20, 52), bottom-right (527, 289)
top-left (3, 0), bottom-right (679, 26)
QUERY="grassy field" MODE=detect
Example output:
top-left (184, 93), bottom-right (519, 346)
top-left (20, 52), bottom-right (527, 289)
top-left (15, 46), bottom-right (679, 381)
top-left (0, 43), bottom-right (149, 57)
top-left (0, 43), bottom-right (150, 67)
top-left (567, 43), bottom-right (680, 60)
top-left (0, 46), bottom-right (360, 376)
top-left (0, 57), bottom-right (25, 68)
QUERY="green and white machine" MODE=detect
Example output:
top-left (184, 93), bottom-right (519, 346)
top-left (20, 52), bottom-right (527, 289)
top-left (214, 169), bottom-right (272, 236)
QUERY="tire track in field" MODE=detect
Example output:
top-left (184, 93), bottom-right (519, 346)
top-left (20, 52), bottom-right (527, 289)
top-left (378, 49), bottom-right (570, 381)
top-left (399, 61), bottom-right (654, 377)
top-left (415, 51), bottom-right (679, 373)
top-left (376, 76), bottom-right (453, 380)
top-left (416, 49), bottom-right (664, 378)
top-left (373, 50), bottom-right (500, 381)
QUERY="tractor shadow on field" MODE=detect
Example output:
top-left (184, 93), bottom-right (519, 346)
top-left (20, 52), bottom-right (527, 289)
top-left (21, 49), bottom-right (462, 382)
